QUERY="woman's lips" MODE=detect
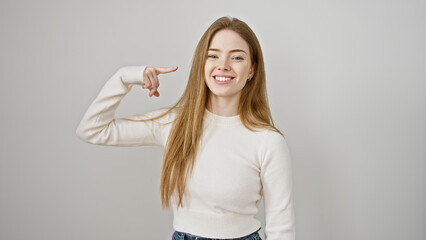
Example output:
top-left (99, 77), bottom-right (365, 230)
top-left (213, 75), bottom-right (234, 85)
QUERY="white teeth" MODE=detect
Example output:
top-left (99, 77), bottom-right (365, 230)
top-left (215, 76), bottom-right (233, 81)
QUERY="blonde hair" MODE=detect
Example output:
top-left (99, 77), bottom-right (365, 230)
top-left (126, 16), bottom-right (282, 210)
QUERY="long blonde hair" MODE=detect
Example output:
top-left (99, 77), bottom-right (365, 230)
top-left (126, 16), bottom-right (282, 210)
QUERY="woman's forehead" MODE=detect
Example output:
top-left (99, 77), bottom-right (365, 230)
top-left (208, 29), bottom-right (250, 53)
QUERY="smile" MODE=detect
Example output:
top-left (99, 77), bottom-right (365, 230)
top-left (213, 75), bottom-right (235, 83)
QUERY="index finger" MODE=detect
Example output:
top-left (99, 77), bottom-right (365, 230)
top-left (155, 66), bottom-right (178, 74)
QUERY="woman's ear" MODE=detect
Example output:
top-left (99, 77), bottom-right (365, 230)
top-left (248, 64), bottom-right (256, 80)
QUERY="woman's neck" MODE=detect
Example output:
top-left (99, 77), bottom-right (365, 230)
top-left (206, 93), bottom-right (240, 117)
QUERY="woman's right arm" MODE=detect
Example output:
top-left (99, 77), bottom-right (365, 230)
top-left (75, 65), bottom-right (177, 147)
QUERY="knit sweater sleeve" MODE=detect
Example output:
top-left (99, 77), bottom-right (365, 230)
top-left (261, 131), bottom-right (296, 240)
top-left (75, 65), bottom-right (168, 147)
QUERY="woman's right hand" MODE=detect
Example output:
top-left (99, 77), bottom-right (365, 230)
top-left (142, 66), bottom-right (178, 97)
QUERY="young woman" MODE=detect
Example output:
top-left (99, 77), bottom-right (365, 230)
top-left (76, 16), bottom-right (295, 240)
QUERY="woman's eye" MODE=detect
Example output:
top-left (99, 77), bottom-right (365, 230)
top-left (208, 55), bottom-right (218, 59)
top-left (233, 56), bottom-right (244, 60)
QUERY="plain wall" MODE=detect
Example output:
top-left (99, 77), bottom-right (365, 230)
top-left (1, 0), bottom-right (425, 240)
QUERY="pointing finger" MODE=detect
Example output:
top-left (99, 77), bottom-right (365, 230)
top-left (155, 66), bottom-right (178, 74)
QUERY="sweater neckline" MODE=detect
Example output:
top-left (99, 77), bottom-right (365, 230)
top-left (203, 108), bottom-right (242, 126)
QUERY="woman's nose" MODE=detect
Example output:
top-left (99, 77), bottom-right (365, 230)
top-left (217, 58), bottom-right (231, 71)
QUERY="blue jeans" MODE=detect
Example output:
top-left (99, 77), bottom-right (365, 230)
top-left (172, 227), bottom-right (262, 240)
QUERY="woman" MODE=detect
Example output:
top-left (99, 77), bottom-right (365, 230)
top-left (76, 16), bottom-right (295, 240)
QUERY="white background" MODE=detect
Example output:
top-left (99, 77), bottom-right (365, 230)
top-left (1, 0), bottom-right (425, 239)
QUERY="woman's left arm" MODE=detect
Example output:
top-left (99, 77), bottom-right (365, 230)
top-left (260, 131), bottom-right (296, 240)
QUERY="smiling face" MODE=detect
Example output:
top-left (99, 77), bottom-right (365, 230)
top-left (204, 29), bottom-right (255, 104)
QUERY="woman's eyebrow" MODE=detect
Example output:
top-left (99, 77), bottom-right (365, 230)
top-left (208, 48), bottom-right (247, 54)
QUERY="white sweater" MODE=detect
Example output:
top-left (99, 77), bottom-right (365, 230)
top-left (75, 66), bottom-right (296, 240)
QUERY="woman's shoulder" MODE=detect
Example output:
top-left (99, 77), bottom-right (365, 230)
top-left (260, 128), bottom-right (287, 145)
top-left (258, 128), bottom-right (291, 162)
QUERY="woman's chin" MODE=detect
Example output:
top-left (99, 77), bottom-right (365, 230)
top-left (208, 90), bottom-right (241, 99)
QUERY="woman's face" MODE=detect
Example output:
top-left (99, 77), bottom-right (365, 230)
top-left (204, 29), bottom-right (254, 102)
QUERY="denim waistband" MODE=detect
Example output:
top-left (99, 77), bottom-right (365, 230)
top-left (172, 227), bottom-right (261, 240)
